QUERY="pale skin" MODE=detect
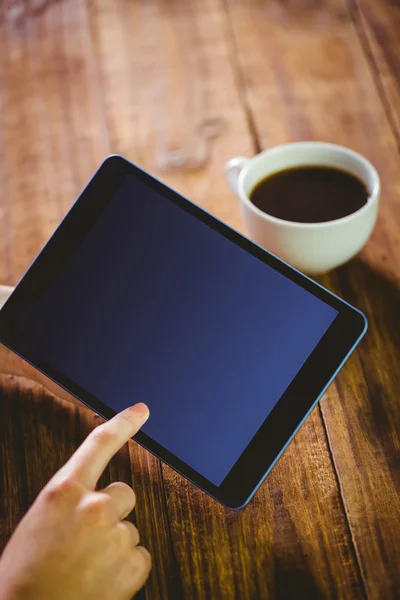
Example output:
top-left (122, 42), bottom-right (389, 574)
top-left (0, 285), bottom-right (152, 599)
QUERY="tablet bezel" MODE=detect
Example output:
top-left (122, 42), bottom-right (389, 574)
top-left (0, 155), bottom-right (367, 509)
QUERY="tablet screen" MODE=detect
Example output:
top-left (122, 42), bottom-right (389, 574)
top-left (13, 175), bottom-right (338, 486)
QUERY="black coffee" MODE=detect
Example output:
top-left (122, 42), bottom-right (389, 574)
top-left (249, 166), bottom-right (369, 223)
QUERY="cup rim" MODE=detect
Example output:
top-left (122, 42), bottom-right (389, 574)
top-left (238, 141), bottom-right (380, 229)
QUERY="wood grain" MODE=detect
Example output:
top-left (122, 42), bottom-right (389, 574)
top-left (162, 409), bottom-right (364, 600)
top-left (93, 0), bottom-right (365, 597)
top-left (88, 0), bottom-right (253, 226)
top-left (351, 0), bottom-right (400, 142)
top-left (322, 261), bottom-right (400, 600)
top-left (224, 0), bottom-right (400, 597)
top-left (0, 3), bottom-right (177, 598)
top-left (0, 0), bottom-right (399, 598)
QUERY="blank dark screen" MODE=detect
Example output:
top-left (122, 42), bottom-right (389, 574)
top-left (15, 176), bottom-right (338, 486)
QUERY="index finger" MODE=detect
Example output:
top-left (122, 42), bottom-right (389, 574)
top-left (63, 403), bottom-right (150, 489)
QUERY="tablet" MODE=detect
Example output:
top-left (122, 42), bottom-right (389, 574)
top-left (0, 155), bottom-right (367, 509)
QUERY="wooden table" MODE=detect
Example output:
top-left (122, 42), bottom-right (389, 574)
top-left (0, 1), bottom-right (399, 598)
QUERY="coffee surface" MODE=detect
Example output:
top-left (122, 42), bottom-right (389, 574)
top-left (249, 166), bottom-right (369, 223)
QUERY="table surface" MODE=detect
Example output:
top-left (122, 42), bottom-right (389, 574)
top-left (0, 1), bottom-right (399, 599)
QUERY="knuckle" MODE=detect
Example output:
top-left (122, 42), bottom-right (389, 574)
top-left (90, 425), bottom-right (113, 446)
top-left (43, 476), bottom-right (81, 504)
top-left (82, 493), bottom-right (114, 520)
top-left (94, 493), bottom-right (114, 512)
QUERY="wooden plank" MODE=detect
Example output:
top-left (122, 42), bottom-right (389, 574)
top-left (163, 411), bottom-right (364, 599)
top-left (224, 0), bottom-right (400, 598)
top-left (322, 262), bottom-right (400, 600)
top-left (87, 0), bottom-right (366, 597)
top-left (0, 0), bottom-right (108, 280)
top-left (351, 0), bottom-right (400, 142)
top-left (0, 9), bottom-right (64, 281)
top-left (0, 4), bottom-right (178, 599)
top-left (0, 58), bottom-right (11, 286)
top-left (88, 0), bottom-right (253, 226)
top-left (0, 379), bottom-right (84, 551)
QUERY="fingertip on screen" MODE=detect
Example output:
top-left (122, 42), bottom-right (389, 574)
top-left (130, 403), bottom-right (150, 422)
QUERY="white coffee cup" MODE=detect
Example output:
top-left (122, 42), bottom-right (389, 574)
top-left (225, 142), bottom-right (380, 275)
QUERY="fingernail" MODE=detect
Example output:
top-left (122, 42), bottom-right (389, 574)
top-left (132, 403), bottom-right (150, 422)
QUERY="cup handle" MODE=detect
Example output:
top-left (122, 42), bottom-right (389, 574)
top-left (224, 156), bottom-right (250, 195)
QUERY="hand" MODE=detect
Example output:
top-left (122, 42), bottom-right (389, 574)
top-left (0, 403), bottom-right (152, 600)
